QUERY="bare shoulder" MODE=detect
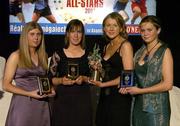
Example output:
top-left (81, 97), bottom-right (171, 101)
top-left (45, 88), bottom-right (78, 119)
top-left (165, 47), bottom-right (172, 54)
top-left (7, 50), bottom-right (19, 64)
top-left (120, 40), bottom-right (133, 58)
top-left (164, 47), bottom-right (173, 59)
top-left (121, 41), bottom-right (133, 51)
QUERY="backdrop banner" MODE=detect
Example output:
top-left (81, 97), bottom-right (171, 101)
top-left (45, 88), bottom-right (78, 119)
top-left (9, 0), bottom-right (156, 35)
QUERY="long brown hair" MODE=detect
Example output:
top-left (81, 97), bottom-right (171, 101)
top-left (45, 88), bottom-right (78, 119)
top-left (19, 21), bottom-right (48, 70)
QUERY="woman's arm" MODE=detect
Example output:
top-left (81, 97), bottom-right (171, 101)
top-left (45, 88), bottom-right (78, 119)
top-left (3, 51), bottom-right (48, 99)
top-left (127, 48), bottom-right (173, 95)
top-left (91, 42), bottom-right (134, 88)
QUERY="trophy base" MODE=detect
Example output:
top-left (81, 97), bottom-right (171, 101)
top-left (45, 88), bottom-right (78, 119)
top-left (90, 70), bottom-right (101, 81)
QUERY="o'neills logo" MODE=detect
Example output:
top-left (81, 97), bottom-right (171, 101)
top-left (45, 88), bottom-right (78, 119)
top-left (126, 25), bottom-right (140, 35)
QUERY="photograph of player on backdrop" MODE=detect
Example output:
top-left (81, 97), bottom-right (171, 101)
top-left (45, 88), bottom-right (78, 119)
top-left (9, 0), bottom-right (156, 35)
top-left (130, 0), bottom-right (148, 24)
top-left (32, 0), bottom-right (57, 23)
top-left (9, 0), bottom-right (25, 23)
top-left (9, 0), bottom-right (56, 23)
top-left (113, 0), bottom-right (129, 22)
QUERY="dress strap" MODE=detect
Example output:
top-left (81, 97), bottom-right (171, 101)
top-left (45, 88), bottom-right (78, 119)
top-left (103, 39), bottom-right (128, 58)
top-left (153, 43), bottom-right (167, 59)
top-left (118, 39), bottom-right (127, 53)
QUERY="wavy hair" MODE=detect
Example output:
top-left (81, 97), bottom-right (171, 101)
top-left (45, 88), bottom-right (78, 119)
top-left (102, 12), bottom-right (128, 41)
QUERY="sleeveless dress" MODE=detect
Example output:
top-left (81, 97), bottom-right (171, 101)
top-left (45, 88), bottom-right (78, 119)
top-left (132, 43), bottom-right (170, 126)
top-left (5, 65), bottom-right (51, 126)
top-left (96, 42), bottom-right (132, 126)
top-left (49, 49), bottom-right (93, 126)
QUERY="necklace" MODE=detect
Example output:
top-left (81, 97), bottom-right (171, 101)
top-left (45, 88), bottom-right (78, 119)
top-left (143, 42), bottom-right (159, 61)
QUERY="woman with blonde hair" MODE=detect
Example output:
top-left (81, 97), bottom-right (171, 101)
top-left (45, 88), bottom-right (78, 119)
top-left (90, 12), bottom-right (134, 126)
top-left (3, 21), bottom-right (55, 126)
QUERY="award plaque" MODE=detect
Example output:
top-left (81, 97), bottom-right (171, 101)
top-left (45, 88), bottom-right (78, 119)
top-left (67, 63), bottom-right (79, 80)
top-left (120, 70), bottom-right (134, 88)
top-left (37, 77), bottom-right (51, 95)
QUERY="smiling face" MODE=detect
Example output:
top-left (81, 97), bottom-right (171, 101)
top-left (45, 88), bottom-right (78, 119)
top-left (139, 15), bottom-right (161, 45)
top-left (28, 28), bottom-right (42, 48)
top-left (103, 18), bottom-right (121, 40)
top-left (64, 19), bottom-right (85, 49)
top-left (68, 27), bottom-right (83, 46)
top-left (140, 22), bottom-right (160, 44)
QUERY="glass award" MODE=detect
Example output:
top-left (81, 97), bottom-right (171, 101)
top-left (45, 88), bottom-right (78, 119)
top-left (67, 63), bottom-right (79, 80)
top-left (37, 76), bottom-right (51, 95)
top-left (88, 43), bottom-right (102, 81)
top-left (120, 70), bottom-right (134, 88)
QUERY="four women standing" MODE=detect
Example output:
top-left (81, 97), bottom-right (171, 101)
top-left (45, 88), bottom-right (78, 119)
top-left (2, 13), bottom-right (173, 126)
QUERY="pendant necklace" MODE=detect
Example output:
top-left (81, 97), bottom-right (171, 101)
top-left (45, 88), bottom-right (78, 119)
top-left (143, 42), bottom-right (159, 61)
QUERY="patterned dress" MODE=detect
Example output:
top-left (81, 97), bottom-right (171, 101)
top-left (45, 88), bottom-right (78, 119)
top-left (132, 43), bottom-right (171, 126)
top-left (49, 49), bottom-right (93, 126)
top-left (5, 66), bottom-right (51, 126)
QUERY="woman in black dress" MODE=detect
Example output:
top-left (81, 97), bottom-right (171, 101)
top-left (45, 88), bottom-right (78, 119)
top-left (90, 12), bottom-right (134, 126)
top-left (48, 19), bottom-right (93, 126)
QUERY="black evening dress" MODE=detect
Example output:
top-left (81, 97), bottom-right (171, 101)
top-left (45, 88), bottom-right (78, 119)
top-left (49, 49), bottom-right (93, 126)
top-left (96, 42), bottom-right (132, 126)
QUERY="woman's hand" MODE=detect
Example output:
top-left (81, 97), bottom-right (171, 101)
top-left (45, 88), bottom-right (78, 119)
top-left (118, 87), bottom-right (129, 94)
top-left (89, 60), bottom-right (102, 71)
top-left (47, 88), bottom-right (56, 97)
top-left (126, 86), bottom-right (141, 95)
top-left (28, 90), bottom-right (48, 99)
top-left (89, 79), bottom-right (103, 87)
top-left (61, 76), bottom-right (76, 85)
top-left (75, 76), bottom-right (84, 85)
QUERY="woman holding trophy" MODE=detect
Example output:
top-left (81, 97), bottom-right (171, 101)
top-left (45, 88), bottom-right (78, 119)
top-left (90, 12), bottom-right (134, 126)
top-left (48, 19), bottom-right (93, 126)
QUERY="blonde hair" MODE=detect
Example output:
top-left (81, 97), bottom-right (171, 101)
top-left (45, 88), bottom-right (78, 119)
top-left (102, 12), bottom-right (128, 40)
top-left (18, 21), bottom-right (48, 70)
